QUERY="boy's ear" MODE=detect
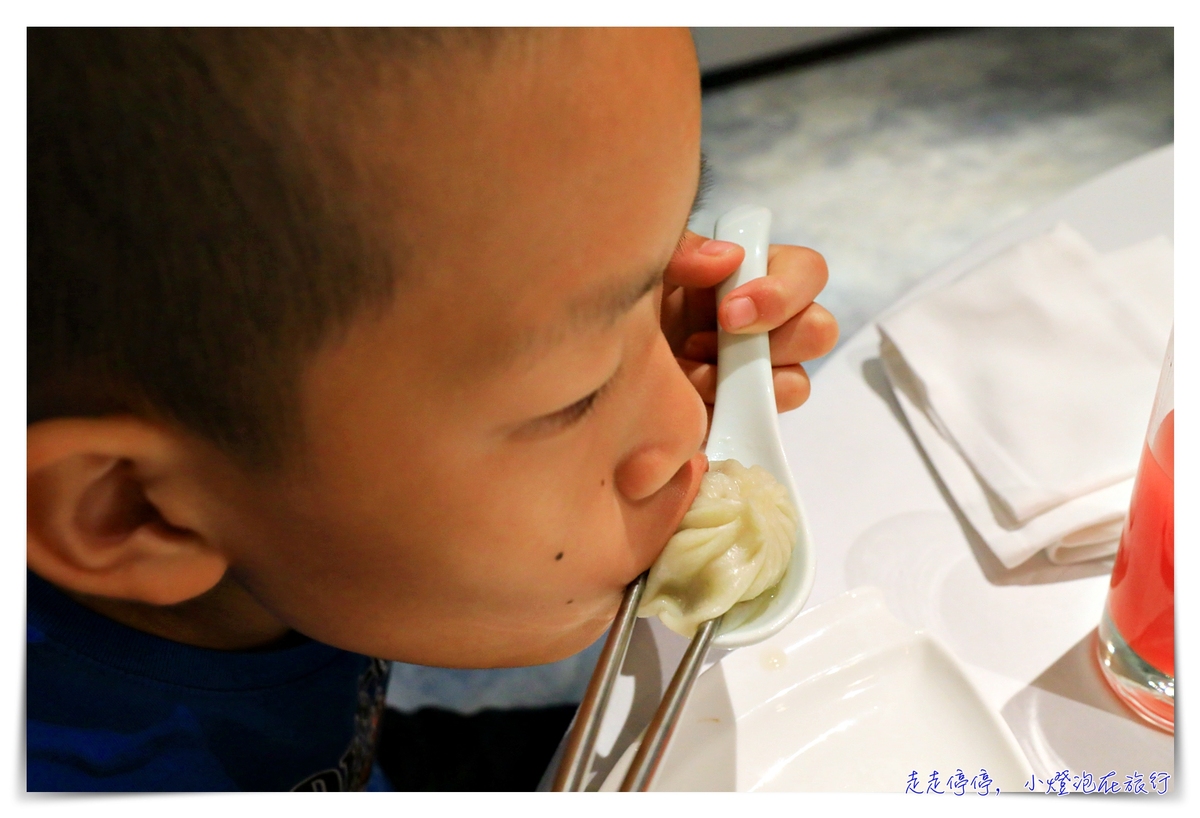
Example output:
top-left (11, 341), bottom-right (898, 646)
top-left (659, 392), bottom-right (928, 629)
top-left (27, 416), bottom-right (230, 606)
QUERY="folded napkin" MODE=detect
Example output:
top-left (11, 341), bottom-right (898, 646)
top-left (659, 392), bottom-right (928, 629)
top-left (878, 223), bottom-right (1172, 568)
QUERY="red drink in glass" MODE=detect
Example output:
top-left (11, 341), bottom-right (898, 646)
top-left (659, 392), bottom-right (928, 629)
top-left (1097, 335), bottom-right (1174, 732)
top-left (1107, 411), bottom-right (1174, 675)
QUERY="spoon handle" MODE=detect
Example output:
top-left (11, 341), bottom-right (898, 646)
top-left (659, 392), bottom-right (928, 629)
top-left (707, 205), bottom-right (778, 467)
top-left (714, 204), bottom-right (772, 302)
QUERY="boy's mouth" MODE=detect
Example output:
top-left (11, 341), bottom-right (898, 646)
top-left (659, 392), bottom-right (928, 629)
top-left (668, 451), bottom-right (709, 534)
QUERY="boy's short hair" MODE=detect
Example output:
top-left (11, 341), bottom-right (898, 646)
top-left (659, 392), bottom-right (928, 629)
top-left (28, 28), bottom-right (500, 467)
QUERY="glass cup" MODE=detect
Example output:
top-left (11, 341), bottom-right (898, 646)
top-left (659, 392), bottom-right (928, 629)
top-left (1096, 330), bottom-right (1174, 732)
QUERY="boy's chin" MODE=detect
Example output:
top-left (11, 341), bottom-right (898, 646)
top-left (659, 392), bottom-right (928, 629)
top-left (414, 615), bottom-right (614, 671)
top-left (494, 623), bottom-right (612, 669)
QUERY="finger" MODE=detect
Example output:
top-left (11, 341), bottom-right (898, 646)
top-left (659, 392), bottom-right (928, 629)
top-left (768, 302), bottom-right (840, 365)
top-left (664, 230), bottom-right (745, 290)
top-left (718, 245), bottom-right (828, 333)
top-left (677, 357), bottom-right (717, 405)
top-left (681, 331), bottom-right (718, 363)
top-left (772, 365), bottom-right (811, 413)
top-left (662, 281), bottom-right (718, 356)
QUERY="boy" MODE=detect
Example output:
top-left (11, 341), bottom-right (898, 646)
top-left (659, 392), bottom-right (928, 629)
top-left (27, 28), bottom-right (837, 790)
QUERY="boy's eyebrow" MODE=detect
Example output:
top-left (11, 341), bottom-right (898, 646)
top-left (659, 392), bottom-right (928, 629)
top-left (567, 152), bottom-right (713, 328)
top-left (692, 152), bottom-right (713, 219)
top-left (567, 266), bottom-right (665, 330)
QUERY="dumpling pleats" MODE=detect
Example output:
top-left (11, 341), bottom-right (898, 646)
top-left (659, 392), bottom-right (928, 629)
top-left (638, 460), bottom-right (798, 638)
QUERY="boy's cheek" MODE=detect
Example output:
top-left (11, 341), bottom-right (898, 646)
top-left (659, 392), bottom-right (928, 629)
top-left (226, 396), bottom-right (691, 661)
top-left (226, 461), bottom-right (668, 664)
top-left (246, 474), bottom-right (629, 653)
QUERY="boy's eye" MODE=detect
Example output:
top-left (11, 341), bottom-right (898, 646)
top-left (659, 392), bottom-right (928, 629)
top-left (516, 377), bottom-right (614, 439)
top-left (552, 389), bottom-right (602, 426)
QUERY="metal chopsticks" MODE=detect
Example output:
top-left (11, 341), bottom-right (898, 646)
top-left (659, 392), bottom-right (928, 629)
top-left (551, 573), bottom-right (722, 792)
top-left (618, 614), bottom-right (722, 791)
top-left (550, 573), bottom-right (647, 791)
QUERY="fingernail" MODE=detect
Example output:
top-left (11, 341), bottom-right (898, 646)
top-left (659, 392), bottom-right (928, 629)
top-left (699, 239), bottom-right (738, 257)
top-left (724, 296), bottom-right (757, 330)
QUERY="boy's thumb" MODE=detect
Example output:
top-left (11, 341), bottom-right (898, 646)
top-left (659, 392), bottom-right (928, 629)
top-left (665, 231), bottom-right (744, 289)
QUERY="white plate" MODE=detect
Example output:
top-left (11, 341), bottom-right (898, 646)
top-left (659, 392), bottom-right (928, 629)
top-left (600, 587), bottom-right (1032, 791)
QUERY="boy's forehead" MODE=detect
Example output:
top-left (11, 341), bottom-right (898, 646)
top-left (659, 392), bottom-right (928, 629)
top-left (344, 29), bottom-right (704, 377)
top-left (494, 169), bottom-right (710, 369)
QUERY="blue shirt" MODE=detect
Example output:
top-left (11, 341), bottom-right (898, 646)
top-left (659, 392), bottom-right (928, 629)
top-left (26, 571), bottom-right (391, 791)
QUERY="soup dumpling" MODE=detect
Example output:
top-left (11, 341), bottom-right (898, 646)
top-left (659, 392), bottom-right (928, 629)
top-left (638, 459), bottom-right (798, 638)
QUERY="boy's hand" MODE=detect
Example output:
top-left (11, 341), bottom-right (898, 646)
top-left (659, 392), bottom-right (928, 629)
top-left (661, 230), bottom-right (838, 413)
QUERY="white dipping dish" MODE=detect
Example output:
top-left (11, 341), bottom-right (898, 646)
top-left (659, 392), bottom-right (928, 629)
top-left (602, 586), bottom-right (1032, 791)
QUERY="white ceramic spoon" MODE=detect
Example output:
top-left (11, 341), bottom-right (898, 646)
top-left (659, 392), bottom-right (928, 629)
top-left (706, 204), bottom-right (816, 648)
top-left (615, 206), bottom-right (818, 790)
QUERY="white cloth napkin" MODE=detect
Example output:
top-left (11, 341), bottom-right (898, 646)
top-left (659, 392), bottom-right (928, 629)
top-left (878, 223), bottom-right (1172, 568)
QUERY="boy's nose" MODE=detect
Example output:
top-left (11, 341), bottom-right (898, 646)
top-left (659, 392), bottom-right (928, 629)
top-left (613, 337), bottom-right (708, 503)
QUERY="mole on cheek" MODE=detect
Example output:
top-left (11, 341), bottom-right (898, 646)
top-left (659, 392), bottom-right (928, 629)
top-left (567, 599), bottom-right (573, 605)
top-left (555, 552), bottom-right (564, 561)
top-left (601, 479), bottom-right (606, 486)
